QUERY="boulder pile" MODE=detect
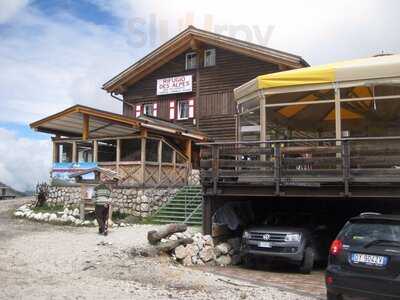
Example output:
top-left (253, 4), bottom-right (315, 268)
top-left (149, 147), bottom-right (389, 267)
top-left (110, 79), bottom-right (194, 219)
top-left (14, 205), bottom-right (93, 226)
top-left (168, 231), bottom-right (242, 266)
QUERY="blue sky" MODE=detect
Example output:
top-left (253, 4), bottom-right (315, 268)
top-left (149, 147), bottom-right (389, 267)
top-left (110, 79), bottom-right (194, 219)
top-left (1, 0), bottom-right (400, 191)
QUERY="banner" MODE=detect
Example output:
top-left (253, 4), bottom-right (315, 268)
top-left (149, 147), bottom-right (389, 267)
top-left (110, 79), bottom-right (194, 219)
top-left (52, 162), bottom-right (97, 182)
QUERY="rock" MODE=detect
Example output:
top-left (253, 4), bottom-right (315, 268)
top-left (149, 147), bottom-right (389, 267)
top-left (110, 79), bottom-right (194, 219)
top-left (49, 213), bottom-right (57, 222)
top-left (92, 219), bottom-right (98, 226)
top-left (216, 242), bottom-right (232, 255)
top-left (60, 214), bottom-right (69, 222)
top-left (182, 255), bottom-right (193, 266)
top-left (120, 222), bottom-right (126, 227)
top-left (169, 235), bottom-right (178, 241)
top-left (174, 245), bottom-right (188, 260)
top-left (203, 235), bottom-right (214, 247)
top-left (191, 256), bottom-right (199, 264)
top-left (227, 238), bottom-right (242, 252)
top-left (83, 220), bottom-right (91, 226)
top-left (63, 208), bottom-right (69, 215)
top-left (231, 254), bottom-right (242, 265)
top-left (14, 211), bottom-right (23, 217)
top-left (185, 244), bottom-right (199, 257)
top-left (42, 213), bottom-right (50, 221)
top-left (216, 254), bottom-right (232, 266)
top-left (68, 215), bottom-right (76, 223)
top-left (72, 208), bottom-right (80, 217)
top-left (199, 246), bottom-right (214, 262)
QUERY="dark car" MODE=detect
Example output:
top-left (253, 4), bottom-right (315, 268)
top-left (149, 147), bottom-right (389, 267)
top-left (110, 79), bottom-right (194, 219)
top-left (241, 222), bottom-right (330, 273)
top-left (326, 213), bottom-right (400, 300)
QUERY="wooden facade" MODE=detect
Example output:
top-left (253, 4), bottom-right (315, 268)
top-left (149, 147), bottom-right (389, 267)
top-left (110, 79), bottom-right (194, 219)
top-left (104, 26), bottom-right (307, 143)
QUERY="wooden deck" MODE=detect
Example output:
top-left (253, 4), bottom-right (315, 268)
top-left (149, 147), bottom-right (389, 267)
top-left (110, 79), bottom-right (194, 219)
top-left (200, 137), bottom-right (400, 198)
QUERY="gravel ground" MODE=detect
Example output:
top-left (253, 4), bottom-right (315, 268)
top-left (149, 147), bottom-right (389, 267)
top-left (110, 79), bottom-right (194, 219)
top-left (0, 198), bottom-right (313, 300)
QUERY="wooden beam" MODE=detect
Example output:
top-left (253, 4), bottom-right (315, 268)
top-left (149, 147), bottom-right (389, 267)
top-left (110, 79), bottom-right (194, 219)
top-left (335, 86), bottom-right (342, 141)
top-left (185, 140), bottom-right (192, 163)
top-left (260, 96), bottom-right (267, 161)
top-left (93, 140), bottom-right (98, 162)
top-left (116, 138), bottom-right (121, 174)
top-left (158, 140), bottom-right (162, 184)
top-left (72, 141), bottom-right (77, 163)
top-left (52, 141), bottom-right (58, 163)
top-left (141, 137), bottom-right (146, 186)
top-left (82, 114), bottom-right (89, 140)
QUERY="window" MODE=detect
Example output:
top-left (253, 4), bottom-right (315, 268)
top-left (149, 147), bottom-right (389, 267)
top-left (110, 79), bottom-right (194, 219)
top-left (76, 141), bottom-right (93, 162)
top-left (97, 140), bottom-right (117, 162)
top-left (178, 100), bottom-right (189, 120)
top-left (204, 49), bottom-right (216, 67)
top-left (121, 139), bottom-right (141, 161)
top-left (143, 104), bottom-right (154, 116)
top-left (56, 143), bottom-right (72, 163)
top-left (185, 52), bottom-right (197, 70)
top-left (162, 143), bottom-right (173, 163)
top-left (146, 139), bottom-right (159, 162)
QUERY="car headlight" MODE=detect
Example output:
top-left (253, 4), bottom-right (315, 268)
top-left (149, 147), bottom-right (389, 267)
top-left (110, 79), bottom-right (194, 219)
top-left (242, 231), bottom-right (250, 239)
top-left (285, 233), bottom-right (301, 242)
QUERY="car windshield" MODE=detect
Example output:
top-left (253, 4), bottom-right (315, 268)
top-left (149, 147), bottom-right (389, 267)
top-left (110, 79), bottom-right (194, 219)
top-left (341, 220), bottom-right (400, 246)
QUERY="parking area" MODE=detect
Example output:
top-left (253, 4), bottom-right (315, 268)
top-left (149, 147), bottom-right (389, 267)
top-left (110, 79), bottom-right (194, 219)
top-left (207, 265), bottom-right (326, 299)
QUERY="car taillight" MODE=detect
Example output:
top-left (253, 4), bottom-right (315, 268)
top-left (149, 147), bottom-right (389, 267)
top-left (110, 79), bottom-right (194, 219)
top-left (330, 239), bottom-right (343, 256)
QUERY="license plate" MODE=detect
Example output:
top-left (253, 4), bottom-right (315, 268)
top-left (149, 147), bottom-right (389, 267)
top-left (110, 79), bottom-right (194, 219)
top-left (258, 241), bottom-right (272, 248)
top-left (351, 253), bottom-right (388, 267)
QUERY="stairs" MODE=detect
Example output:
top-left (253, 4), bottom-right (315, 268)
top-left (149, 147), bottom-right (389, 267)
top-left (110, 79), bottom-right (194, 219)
top-left (150, 186), bottom-right (202, 226)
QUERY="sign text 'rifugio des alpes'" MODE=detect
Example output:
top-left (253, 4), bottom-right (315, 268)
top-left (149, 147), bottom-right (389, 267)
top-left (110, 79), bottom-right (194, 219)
top-left (156, 75), bottom-right (192, 95)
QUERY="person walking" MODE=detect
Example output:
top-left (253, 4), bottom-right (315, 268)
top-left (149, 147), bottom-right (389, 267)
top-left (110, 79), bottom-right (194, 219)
top-left (93, 183), bottom-right (111, 235)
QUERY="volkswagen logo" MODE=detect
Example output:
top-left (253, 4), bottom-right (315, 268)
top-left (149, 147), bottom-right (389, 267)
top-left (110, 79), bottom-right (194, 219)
top-left (263, 233), bottom-right (271, 240)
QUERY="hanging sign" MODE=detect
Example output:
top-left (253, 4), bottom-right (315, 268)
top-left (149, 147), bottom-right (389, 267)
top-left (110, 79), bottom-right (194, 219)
top-left (157, 75), bottom-right (192, 95)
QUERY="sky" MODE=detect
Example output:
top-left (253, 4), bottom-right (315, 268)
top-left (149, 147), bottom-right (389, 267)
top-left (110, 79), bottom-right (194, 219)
top-left (1, 0), bottom-right (400, 191)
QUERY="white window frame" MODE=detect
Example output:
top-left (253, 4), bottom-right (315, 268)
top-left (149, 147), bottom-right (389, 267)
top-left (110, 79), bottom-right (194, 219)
top-left (185, 52), bottom-right (197, 70)
top-left (177, 100), bottom-right (190, 120)
top-left (143, 103), bottom-right (155, 116)
top-left (204, 48), bottom-right (216, 67)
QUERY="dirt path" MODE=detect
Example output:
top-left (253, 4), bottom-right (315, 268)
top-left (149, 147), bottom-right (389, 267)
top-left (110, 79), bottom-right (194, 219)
top-left (0, 198), bottom-right (315, 300)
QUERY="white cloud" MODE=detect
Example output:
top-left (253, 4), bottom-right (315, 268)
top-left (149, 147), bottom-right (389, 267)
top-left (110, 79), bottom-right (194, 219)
top-left (0, 128), bottom-right (51, 191)
top-left (0, 0), bottom-right (29, 24)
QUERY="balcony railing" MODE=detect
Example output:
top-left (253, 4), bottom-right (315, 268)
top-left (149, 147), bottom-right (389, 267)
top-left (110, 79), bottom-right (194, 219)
top-left (200, 136), bottom-right (400, 197)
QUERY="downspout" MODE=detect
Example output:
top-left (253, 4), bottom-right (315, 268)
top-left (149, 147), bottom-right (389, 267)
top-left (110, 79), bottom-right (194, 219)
top-left (111, 91), bottom-right (136, 114)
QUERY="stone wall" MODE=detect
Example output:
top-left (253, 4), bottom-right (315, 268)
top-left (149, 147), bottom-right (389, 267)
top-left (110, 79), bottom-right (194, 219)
top-left (47, 186), bottom-right (178, 218)
top-left (188, 169), bottom-right (200, 186)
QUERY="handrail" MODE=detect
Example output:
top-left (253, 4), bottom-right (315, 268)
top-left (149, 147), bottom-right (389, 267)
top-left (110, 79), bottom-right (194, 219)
top-left (197, 136), bottom-right (400, 146)
top-left (184, 202), bottom-right (202, 224)
top-left (184, 188), bottom-right (202, 220)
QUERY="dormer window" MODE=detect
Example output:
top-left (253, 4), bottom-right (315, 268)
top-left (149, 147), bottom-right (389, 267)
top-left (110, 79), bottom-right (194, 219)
top-left (185, 52), bottom-right (197, 70)
top-left (204, 49), bottom-right (216, 67)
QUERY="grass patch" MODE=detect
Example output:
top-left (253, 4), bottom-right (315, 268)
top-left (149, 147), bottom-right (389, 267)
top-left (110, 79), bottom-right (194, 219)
top-left (32, 204), bottom-right (64, 213)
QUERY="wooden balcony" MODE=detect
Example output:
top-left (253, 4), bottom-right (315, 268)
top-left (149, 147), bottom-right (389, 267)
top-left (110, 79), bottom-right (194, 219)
top-left (200, 137), bottom-right (400, 198)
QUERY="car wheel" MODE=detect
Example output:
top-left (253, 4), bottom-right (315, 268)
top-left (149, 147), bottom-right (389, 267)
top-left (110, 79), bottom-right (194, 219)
top-left (299, 246), bottom-right (315, 274)
top-left (243, 255), bottom-right (255, 269)
top-left (327, 291), bottom-right (342, 300)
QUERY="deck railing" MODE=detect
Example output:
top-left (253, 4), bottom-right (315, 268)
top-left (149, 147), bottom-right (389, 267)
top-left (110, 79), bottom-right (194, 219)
top-left (199, 136), bottom-right (400, 196)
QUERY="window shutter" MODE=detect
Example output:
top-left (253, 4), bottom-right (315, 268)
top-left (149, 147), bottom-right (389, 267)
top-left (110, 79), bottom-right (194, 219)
top-left (188, 99), bottom-right (194, 118)
top-left (135, 105), bottom-right (141, 117)
top-left (153, 103), bottom-right (158, 117)
top-left (169, 101), bottom-right (175, 120)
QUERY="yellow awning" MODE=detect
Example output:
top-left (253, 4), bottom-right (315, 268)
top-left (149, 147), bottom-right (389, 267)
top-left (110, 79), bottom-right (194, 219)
top-left (235, 54), bottom-right (400, 101)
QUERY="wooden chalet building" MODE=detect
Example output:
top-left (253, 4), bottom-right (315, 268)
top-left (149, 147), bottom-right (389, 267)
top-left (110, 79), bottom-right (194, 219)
top-left (103, 26), bottom-right (308, 154)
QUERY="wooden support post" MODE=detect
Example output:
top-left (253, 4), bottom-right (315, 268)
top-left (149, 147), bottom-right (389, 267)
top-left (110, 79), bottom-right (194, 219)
top-left (342, 140), bottom-right (351, 197)
top-left (79, 184), bottom-right (85, 220)
top-left (185, 140), bottom-right (192, 164)
top-left (334, 86), bottom-right (342, 143)
top-left (93, 140), bottom-right (98, 162)
top-left (172, 150), bottom-right (176, 185)
top-left (202, 196), bottom-right (212, 235)
top-left (116, 138), bottom-right (121, 174)
top-left (259, 96), bottom-right (267, 161)
top-left (82, 114), bottom-right (89, 141)
top-left (274, 145), bottom-right (281, 196)
top-left (141, 137), bottom-right (146, 187)
top-left (72, 141), bottom-right (77, 163)
top-left (211, 145), bottom-right (219, 195)
top-left (52, 141), bottom-right (58, 163)
top-left (158, 140), bottom-right (162, 184)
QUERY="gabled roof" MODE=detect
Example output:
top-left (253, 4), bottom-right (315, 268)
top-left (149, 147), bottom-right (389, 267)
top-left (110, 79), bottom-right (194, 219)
top-left (103, 26), bottom-right (308, 93)
top-left (30, 104), bottom-right (207, 141)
